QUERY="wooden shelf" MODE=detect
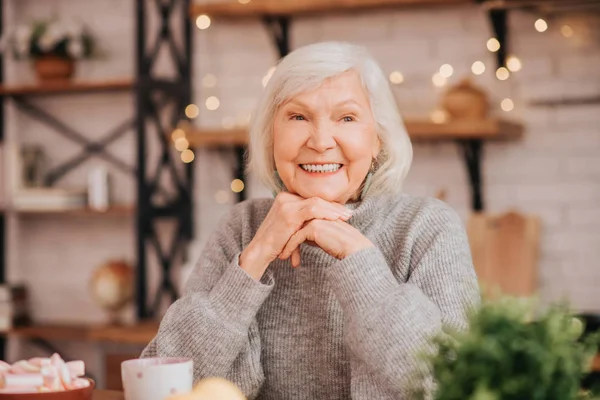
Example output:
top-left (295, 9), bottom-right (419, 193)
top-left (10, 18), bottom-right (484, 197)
top-left (15, 205), bottom-right (135, 217)
top-left (406, 118), bottom-right (523, 140)
top-left (5, 321), bottom-right (159, 346)
top-left (183, 118), bottom-right (523, 148)
top-left (186, 128), bottom-right (249, 148)
top-left (0, 78), bottom-right (134, 97)
top-left (191, 0), bottom-right (471, 18)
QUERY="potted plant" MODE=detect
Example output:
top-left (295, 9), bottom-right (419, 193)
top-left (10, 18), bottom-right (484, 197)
top-left (410, 297), bottom-right (600, 400)
top-left (1, 19), bottom-right (95, 82)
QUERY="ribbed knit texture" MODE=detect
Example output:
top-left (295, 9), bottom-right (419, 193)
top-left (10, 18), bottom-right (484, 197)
top-left (141, 193), bottom-right (481, 399)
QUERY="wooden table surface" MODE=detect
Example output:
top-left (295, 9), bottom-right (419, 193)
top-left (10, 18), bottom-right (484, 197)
top-left (93, 391), bottom-right (124, 400)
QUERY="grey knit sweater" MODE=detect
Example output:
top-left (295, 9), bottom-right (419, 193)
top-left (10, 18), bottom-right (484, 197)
top-left (141, 193), bottom-right (481, 399)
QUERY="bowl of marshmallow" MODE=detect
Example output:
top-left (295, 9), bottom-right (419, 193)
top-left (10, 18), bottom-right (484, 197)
top-left (0, 353), bottom-right (92, 399)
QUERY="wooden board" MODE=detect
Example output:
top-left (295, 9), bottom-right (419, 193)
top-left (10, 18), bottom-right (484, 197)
top-left (184, 119), bottom-right (523, 148)
top-left (5, 322), bottom-right (159, 345)
top-left (467, 211), bottom-right (541, 298)
top-left (191, 0), bottom-right (471, 18)
top-left (0, 79), bottom-right (134, 96)
top-left (93, 391), bottom-right (124, 400)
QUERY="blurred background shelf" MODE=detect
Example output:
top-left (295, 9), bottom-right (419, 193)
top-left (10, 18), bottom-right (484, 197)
top-left (183, 118), bottom-right (523, 148)
top-left (13, 205), bottom-right (135, 217)
top-left (190, 0), bottom-right (472, 18)
top-left (0, 78), bottom-right (134, 97)
top-left (4, 322), bottom-right (158, 346)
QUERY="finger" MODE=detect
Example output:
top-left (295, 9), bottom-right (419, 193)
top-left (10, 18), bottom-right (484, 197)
top-left (299, 198), bottom-right (352, 223)
top-left (281, 225), bottom-right (312, 260)
top-left (291, 248), bottom-right (301, 268)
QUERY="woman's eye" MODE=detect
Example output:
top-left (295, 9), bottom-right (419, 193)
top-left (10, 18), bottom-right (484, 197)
top-left (291, 115), bottom-right (306, 121)
top-left (342, 116), bottom-right (355, 122)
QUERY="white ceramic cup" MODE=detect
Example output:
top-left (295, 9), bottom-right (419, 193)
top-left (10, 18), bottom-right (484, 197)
top-left (121, 357), bottom-right (194, 400)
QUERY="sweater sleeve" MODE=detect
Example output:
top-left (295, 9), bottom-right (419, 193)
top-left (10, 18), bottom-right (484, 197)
top-left (140, 203), bottom-right (274, 399)
top-left (325, 201), bottom-right (481, 398)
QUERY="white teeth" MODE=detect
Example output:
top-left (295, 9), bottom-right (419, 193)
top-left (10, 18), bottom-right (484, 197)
top-left (300, 163), bottom-right (342, 173)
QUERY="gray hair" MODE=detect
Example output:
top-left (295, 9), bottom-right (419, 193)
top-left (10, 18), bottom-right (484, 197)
top-left (247, 41), bottom-right (413, 198)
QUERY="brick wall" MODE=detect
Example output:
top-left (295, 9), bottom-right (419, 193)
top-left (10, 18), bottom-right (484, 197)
top-left (191, 5), bottom-right (600, 310)
top-left (3, 0), bottom-right (599, 383)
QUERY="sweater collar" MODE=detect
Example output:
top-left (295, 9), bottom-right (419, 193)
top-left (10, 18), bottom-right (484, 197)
top-left (344, 193), bottom-right (394, 231)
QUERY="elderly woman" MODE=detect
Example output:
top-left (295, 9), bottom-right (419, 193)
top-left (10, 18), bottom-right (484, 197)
top-left (142, 41), bottom-right (480, 399)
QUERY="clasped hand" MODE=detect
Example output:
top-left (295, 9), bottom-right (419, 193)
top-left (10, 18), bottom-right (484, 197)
top-left (240, 192), bottom-right (374, 280)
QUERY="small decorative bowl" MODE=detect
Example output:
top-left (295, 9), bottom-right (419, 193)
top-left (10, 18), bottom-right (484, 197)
top-left (0, 378), bottom-right (94, 400)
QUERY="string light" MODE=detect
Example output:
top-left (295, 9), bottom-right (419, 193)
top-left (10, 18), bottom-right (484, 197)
top-left (222, 116), bottom-right (236, 130)
top-left (175, 137), bottom-right (189, 151)
top-left (486, 38), bottom-right (501, 52)
top-left (215, 190), bottom-right (230, 204)
top-left (231, 179), bottom-right (245, 193)
top-left (195, 15), bottom-right (211, 30)
top-left (496, 67), bottom-right (510, 81)
top-left (185, 104), bottom-right (200, 119)
top-left (238, 0), bottom-right (251, 3)
top-left (501, 98), bottom-right (515, 112)
top-left (171, 128), bottom-right (185, 142)
top-left (262, 67), bottom-right (276, 87)
top-left (561, 25), bottom-right (574, 38)
top-left (507, 56), bottom-right (522, 72)
top-left (430, 109), bottom-right (449, 124)
top-left (206, 96), bottom-right (220, 111)
top-left (202, 74), bottom-right (217, 88)
top-left (389, 71), bottom-right (404, 85)
top-left (535, 18), bottom-right (548, 32)
top-left (471, 61), bottom-right (486, 75)
top-left (439, 64), bottom-right (454, 78)
top-left (432, 73), bottom-right (447, 87)
top-left (181, 149), bottom-right (195, 163)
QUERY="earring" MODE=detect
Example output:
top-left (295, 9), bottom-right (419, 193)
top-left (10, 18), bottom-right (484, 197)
top-left (360, 159), bottom-right (377, 200)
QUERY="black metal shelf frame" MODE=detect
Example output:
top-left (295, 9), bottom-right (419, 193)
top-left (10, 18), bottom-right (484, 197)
top-left (0, 1), bottom-right (195, 359)
top-left (135, 0), bottom-right (194, 319)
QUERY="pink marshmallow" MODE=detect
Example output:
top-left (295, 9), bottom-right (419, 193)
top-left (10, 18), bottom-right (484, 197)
top-left (4, 373), bottom-right (44, 388)
top-left (0, 361), bottom-right (11, 372)
top-left (59, 363), bottom-right (72, 388)
top-left (72, 378), bottom-right (90, 388)
top-left (0, 354), bottom-right (86, 393)
top-left (28, 357), bottom-right (51, 368)
top-left (0, 387), bottom-right (39, 393)
top-left (41, 365), bottom-right (59, 389)
top-left (50, 353), bottom-right (65, 370)
top-left (66, 360), bottom-right (85, 377)
top-left (13, 360), bottom-right (40, 373)
top-left (9, 365), bottom-right (29, 374)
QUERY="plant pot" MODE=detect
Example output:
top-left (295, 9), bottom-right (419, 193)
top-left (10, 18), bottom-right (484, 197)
top-left (33, 56), bottom-right (75, 82)
top-left (441, 78), bottom-right (489, 120)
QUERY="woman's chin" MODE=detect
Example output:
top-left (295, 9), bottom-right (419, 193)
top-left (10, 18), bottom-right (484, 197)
top-left (296, 187), bottom-right (350, 203)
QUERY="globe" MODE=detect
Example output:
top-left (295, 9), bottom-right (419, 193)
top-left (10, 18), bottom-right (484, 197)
top-left (89, 260), bottom-right (135, 324)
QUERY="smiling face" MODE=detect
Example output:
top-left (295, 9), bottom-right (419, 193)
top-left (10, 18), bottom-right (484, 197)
top-left (272, 70), bottom-right (381, 204)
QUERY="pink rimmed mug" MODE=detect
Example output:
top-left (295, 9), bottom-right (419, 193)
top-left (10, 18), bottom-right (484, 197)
top-left (121, 357), bottom-right (193, 400)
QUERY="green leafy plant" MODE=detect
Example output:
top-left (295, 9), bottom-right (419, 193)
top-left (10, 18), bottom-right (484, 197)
top-left (0, 19), bottom-right (95, 60)
top-left (411, 297), bottom-right (600, 400)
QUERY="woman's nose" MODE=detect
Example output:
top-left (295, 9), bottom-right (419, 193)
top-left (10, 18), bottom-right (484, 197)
top-left (306, 122), bottom-right (336, 153)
